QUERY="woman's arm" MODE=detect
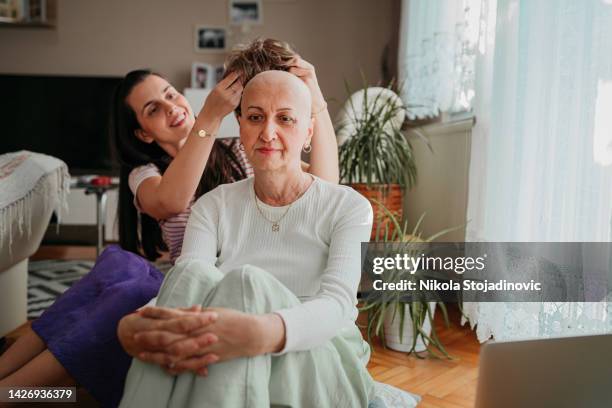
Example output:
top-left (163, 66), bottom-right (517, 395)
top-left (143, 192), bottom-right (286, 374)
top-left (117, 190), bottom-right (222, 368)
top-left (133, 308), bottom-right (284, 376)
top-left (289, 57), bottom-right (339, 183)
top-left (136, 72), bottom-right (243, 220)
top-left (272, 191), bottom-right (372, 353)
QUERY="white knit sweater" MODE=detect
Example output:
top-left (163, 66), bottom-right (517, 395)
top-left (176, 176), bottom-right (373, 353)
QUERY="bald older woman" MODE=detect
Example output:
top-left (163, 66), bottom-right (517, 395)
top-left (118, 71), bottom-right (374, 408)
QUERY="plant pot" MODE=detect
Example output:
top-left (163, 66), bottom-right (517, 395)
top-left (383, 303), bottom-right (435, 353)
top-left (349, 183), bottom-right (403, 240)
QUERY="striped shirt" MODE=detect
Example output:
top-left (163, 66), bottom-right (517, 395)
top-left (128, 138), bottom-right (252, 263)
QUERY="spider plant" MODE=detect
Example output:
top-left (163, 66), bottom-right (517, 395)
top-left (337, 79), bottom-right (429, 188)
top-left (360, 201), bottom-right (462, 358)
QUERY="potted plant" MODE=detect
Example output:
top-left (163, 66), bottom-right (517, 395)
top-left (336, 80), bottom-right (429, 239)
top-left (361, 202), bottom-right (460, 358)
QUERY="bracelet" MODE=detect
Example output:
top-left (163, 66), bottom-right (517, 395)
top-left (312, 102), bottom-right (328, 116)
top-left (195, 128), bottom-right (214, 138)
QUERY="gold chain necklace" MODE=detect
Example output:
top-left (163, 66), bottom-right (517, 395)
top-left (254, 195), bottom-right (293, 232)
top-left (253, 176), bottom-right (311, 232)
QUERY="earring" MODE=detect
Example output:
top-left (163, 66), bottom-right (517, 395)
top-left (239, 142), bottom-right (245, 151)
top-left (302, 143), bottom-right (312, 154)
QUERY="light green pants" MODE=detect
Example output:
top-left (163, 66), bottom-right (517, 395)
top-left (119, 260), bottom-right (375, 408)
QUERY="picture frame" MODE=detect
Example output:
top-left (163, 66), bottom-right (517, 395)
top-left (3, 0), bottom-right (47, 22)
top-left (191, 62), bottom-right (214, 89)
top-left (0, 0), bottom-right (18, 23)
top-left (194, 26), bottom-right (227, 53)
top-left (26, 0), bottom-right (45, 22)
top-left (229, 0), bottom-right (263, 26)
top-left (213, 64), bottom-right (226, 85)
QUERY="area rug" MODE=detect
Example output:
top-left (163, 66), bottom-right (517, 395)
top-left (27, 260), bottom-right (94, 319)
top-left (27, 259), bottom-right (173, 319)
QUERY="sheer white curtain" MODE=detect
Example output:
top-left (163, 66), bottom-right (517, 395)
top-left (464, 0), bottom-right (612, 342)
top-left (398, 0), bottom-right (485, 119)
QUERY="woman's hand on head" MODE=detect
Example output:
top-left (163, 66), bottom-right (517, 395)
top-left (288, 56), bottom-right (326, 114)
top-left (198, 71), bottom-right (243, 123)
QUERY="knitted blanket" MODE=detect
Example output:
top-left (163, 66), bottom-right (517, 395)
top-left (0, 151), bottom-right (70, 251)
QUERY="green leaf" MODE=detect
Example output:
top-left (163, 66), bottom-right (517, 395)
top-left (337, 76), bottom-right (427, 187)
top-left (398, 303), bottom-right (406, 343)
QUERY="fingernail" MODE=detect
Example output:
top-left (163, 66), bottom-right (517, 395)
top-left (202, 334), bottom-right (216, 344)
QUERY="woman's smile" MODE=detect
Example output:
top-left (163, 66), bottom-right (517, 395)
top-left (170, 111), bottom-right (188, 128)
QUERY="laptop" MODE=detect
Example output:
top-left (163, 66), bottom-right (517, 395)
top-left (475, 334), bottom-right (612, 408)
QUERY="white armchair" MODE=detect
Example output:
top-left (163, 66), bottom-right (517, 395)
top-left (0, 151), bottom-right (69, 337)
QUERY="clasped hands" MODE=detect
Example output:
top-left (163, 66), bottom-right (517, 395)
top-left (117, 306), bottom-right (285, 377)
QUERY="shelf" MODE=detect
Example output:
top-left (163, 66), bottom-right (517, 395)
top-left (0, 0), bottom-right (56, 29)
top-left (0, 20), bottom-right (54, 28)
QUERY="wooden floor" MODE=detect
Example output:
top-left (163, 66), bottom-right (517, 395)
top-left (365, 308), bottom-right (480, 407)
top-left (31, 245), bottom-right (99, 261)
top-left (15, 245), bottom-right (482, 407)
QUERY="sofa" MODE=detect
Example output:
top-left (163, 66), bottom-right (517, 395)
top-left (0, 151), bottom-right (69, 338)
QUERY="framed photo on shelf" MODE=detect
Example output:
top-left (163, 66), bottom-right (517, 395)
top-left (191, 62), bottom-right (214, 89)
top-left (0, 0), bottom-right (19, 23)
top-left (26, 0), bottom-right (45, 22)
top-left (229, 0), bottom-right (263, 26)
top-left (214, 64), bottom-right (225, 84)
top-left (194, 26), bottom-right (227, 53)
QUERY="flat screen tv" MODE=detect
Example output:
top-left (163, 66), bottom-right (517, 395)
top-left (0, 74), bottom-right (122, 175)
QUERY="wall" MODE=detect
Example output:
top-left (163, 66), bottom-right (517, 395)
top-left (0, 0), bottom-right (396, 117)
top-left (404, 121), bottom-right (473, 242)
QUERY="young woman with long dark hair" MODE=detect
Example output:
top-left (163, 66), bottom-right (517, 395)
top-left (0, 38), bottom-right (338, 407)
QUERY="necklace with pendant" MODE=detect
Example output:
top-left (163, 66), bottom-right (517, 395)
top-left (254, 190), bottom-right (293, 232)
top-left (253, 176), bottom-right (312, 232)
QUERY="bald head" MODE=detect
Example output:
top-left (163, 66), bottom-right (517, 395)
top-left (238, 70), bottom-right (314, 172)
top-left (241, 70), bottom-right (312, 119)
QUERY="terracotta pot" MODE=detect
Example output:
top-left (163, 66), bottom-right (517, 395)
top-left (348, 183), bottom-right (403, 240)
